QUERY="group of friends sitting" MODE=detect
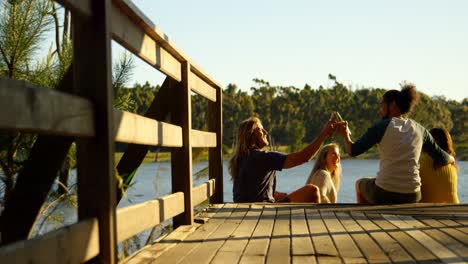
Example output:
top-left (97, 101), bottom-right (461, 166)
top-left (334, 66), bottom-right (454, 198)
top-left (229, 83), bottom-right (458, 204)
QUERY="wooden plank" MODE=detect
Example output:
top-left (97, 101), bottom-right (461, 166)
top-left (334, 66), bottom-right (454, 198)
top-left (305, 209), bottom-right (341, 264)
top-left (0, 77), bottom-right (94, 137)
top-left (115, 77), bottom-right (177, 201)
top-left (378, 214), bottom-right (442, 263)
top-left (386, 214), bottom-right (464, 263)
top-left (111, 2), bottom-right (181, 81)
top-left (211, 204), bottom-right (263, 264)
top-left (417, 218), bottom-right (468, 261)
top-left (208, 86), bottom-right (223, 204)
top-left (123, 224), bottom-right (200, 264)
top-left (0, 68), bottom-right (74, 244)
top-left (124, 204), bottom-right (224, 264)
top-left (171, 62), bottom-right (193, 227)
top-left (240, 206), bottom-right (276, 264)
top-left (73, 0), bottom-right (117, 262)
top-left (113, 110), bottom-right (182, 146)
top-left (0, 218), bottom-right (99, 264)
top-left (190, 71), bottom-right (216, 102)
top-left (290, 208), bottom-right (316, 264)
top-left (353, 212), bottom-right (415, 263)
top-left (156, 203), bottom-right (237, 263)
top-left (336, 212), bottom-right (389, 263)
top-left (320, 211), bottom-right (365, 263)
top-left (179, 204), bottom-right (249, 264)
top-left (55, 0), bottom-right (92, 17)
top-left (112, 0), bottom-right (222, 88)
top-left (191, 129), bottom-right (216, 148)
top-left (192, 179), bottom-right (216, 206)
top-left (266, 207), bottom-right (291, 264)
top-left (116, 192), bottom-right (184, 242)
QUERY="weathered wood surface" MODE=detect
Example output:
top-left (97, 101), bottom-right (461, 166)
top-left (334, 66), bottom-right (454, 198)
top-left (127, 203), bottom-right (468, 264)
top-left (0, 218), bottom-right (100, 264)
top-left (73, 0), bottom-right (118, 262)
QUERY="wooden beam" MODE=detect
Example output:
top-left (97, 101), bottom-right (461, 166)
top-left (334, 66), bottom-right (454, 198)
top-left (208, 87), bottom-right (223, 203)
top-left (116, 77), bottom-right (177, 202)
top-left (55, 0), bottom-right (92, 17)
top-left (192, 179), bottom-right (216, 206)
top-left (73, 0), bottom-right (117, 263)
top-left (0, 218), bottom-right (99, 264)
top-left (171, 62), bottom-right (194, 227)
top-left (191, 130), bottom-right (216, 148)
top-left (112, 0), bottom-right (222, 88)
top-left (0, 68), bottom-right (75, 245)
top-left (190, 72), bottom-right (216, 102)
top-left (114, 110), bottom-right (182, 146)
top-left (111, 3), bottom-right (181, 81)
top-left (0, 77), bottom-right (94, 137)
top-left (116, 192), bottom-right (184, 242)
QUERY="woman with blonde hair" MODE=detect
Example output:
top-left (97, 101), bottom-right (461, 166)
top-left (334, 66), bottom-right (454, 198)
top-left (229, 116), bottom-right (335, 203)
top-left (306, 143), bottom-right (342, 203)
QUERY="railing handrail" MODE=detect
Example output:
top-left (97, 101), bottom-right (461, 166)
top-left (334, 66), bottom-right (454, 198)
top-left (0, 0), bottom-right (223, 263)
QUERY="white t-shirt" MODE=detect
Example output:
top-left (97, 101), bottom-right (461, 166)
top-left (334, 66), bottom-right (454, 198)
top-left (306, 169), bottom-right (336, 203)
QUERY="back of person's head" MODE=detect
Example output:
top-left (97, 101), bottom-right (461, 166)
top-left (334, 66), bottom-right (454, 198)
top-left (383, 82), bottom-right (419, 115)
top-left (311, 143), bottom-right (341, 190)
top-left (429, 128), bottom-right (455, 156)
top-left (229, 117), bottom-right (261, 180)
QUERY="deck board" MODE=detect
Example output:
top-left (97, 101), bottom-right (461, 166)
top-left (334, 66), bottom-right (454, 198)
top-left (126, 203), bottom-right (468, 264)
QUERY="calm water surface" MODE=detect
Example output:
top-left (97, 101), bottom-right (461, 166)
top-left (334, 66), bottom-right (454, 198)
top-left (120, 159), bottom-right (468, 206)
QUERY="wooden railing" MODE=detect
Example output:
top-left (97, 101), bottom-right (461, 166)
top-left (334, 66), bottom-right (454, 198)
top-left (0, 0), bottom-right (223, 263)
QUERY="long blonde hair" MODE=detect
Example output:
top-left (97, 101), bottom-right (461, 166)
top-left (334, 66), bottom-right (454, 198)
top-left (310, 143), bottom-right (342, 191)
top-left (229, 117), bottom-right (262, 181)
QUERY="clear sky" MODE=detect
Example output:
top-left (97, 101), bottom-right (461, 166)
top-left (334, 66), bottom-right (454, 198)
top-left (114, 0), bottom-right (468, 101)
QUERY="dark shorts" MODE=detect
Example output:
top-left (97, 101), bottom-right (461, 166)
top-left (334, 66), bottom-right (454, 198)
top-left (357, 178), bottom-right (421, 204)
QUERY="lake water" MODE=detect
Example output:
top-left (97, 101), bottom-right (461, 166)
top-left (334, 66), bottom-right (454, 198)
top-left (120, 159), bottom-right (468, 207)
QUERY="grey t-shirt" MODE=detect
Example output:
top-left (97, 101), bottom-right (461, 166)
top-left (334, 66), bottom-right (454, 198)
top-left (233, 150), bottom-right (287, 203)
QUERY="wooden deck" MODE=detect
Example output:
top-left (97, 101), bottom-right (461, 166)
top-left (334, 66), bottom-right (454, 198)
top-left (124, 203), bottom-right (468, 264)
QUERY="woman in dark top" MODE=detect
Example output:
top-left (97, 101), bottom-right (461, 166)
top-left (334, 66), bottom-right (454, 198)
top-left (229, 117), bottom-right (335, 203)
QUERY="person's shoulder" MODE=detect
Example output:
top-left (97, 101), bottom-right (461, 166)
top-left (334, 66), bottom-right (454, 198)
top-left (313, 169), bottom-right (331, 179)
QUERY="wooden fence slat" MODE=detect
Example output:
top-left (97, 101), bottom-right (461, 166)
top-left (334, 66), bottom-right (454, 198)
top-left (0, 77), bottom-right (94, 137)
top-left (73, 0), bottom-right (117, 262)
top-left (0, 68), bottom-right (75, 244)
top-left (171, 62), bottom-right (193, 227)
top-left (190, 72), bottom-right (216, 102)
top-left (192, 179), bottom-right (216, 206)
top-left (55, 0), bottom-right (92, 17)
top-left (114, 110), bottom-right (182, 146)
top-left (111, 3), bottom-right (181, 81)
top-left (191, 129), bottom-right (216, 148)
top-left (116, 192), bottom-right (185, 242)
top-left (0, 218), bottom-right (99, 264)
top-left (112, 0), bottom-right (222, 88)
top-left (115, 77), bottom-right (177, 201)
top-left (208, 86), bottom-right (223, 203)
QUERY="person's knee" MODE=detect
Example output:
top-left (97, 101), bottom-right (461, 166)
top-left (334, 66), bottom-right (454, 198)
top-left (305, 184), bottom-right (320, 202)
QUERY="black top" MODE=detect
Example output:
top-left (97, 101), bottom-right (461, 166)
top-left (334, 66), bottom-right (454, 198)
top-left (233, 150), bottom-right (287, 202)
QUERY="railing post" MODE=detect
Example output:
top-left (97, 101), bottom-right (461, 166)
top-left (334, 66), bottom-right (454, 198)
top-left (171, 62), bottom-right (193, 227)
top-left (208, 86), bottom-right (223, 203)
top-left (73, 0), bottom-right (117, 263)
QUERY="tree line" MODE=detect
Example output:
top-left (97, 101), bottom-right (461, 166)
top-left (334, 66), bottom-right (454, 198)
top-left (117, 75), bottom-right (467, 160)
